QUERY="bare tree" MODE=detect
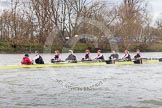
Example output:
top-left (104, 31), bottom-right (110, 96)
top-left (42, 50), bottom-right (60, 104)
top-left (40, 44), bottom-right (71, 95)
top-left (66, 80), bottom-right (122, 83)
top-left (0, 0), bottom-right (157, 52)
top-left (115, 0), bottom-right (149, 49)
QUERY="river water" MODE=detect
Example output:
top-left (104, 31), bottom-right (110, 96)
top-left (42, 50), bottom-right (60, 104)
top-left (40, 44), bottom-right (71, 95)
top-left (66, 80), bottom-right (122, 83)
top-left (0, 53), bottom-right (162, 108)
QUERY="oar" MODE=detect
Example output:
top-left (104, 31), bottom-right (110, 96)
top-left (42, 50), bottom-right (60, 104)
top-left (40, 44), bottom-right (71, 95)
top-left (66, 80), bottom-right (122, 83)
top-left (142, 58), bottom-right (162, 60)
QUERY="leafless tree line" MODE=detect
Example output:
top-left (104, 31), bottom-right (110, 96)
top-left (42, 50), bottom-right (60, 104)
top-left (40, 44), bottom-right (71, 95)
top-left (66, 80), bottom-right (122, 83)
top-left (0, 0), bottom-right (162, 49)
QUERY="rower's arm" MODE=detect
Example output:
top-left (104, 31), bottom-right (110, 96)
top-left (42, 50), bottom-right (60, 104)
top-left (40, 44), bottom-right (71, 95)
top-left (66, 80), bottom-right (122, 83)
top-left (96, 54), bottom-right (103, 59)
top-left (122, 54), bottom-right (128, 59)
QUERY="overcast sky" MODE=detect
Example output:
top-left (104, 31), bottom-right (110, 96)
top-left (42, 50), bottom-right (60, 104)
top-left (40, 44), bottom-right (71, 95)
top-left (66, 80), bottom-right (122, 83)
top-left (0, 0), bottom-right (162, 23)
top-left (148, 0), bottom-right (162, 20)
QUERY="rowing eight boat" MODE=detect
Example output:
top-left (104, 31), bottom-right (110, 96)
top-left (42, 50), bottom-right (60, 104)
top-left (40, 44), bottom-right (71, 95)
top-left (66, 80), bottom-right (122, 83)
top-left (0, 59), bottom-right (160, 69)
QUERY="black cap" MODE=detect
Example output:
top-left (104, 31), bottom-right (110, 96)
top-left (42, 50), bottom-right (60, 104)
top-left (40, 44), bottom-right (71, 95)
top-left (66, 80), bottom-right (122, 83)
top-left (25, 53), bottom-right (29, 57)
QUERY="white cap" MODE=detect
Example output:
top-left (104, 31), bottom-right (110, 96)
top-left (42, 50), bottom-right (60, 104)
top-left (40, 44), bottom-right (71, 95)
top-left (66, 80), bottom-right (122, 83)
top-left (68, 50), bottom-right (73, 54)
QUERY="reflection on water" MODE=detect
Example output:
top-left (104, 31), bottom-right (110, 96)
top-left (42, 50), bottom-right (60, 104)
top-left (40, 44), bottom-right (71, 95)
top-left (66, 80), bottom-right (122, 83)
top-left (0, 53), bottom-right (162, 107)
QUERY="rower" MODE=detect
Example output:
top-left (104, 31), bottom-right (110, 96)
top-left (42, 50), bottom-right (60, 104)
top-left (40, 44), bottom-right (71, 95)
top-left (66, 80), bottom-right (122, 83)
top-left (106, 50), bottom-right (119, 64)
top-left (21, 53), bottom-right (33, 65)
top-left (65, 50), bottom-right (77, 63)
top-left (122, 50), bottom-right (131, 61)
top-left (82, 49), bottom-right (92, 61)
top-left (32, 51), bottom-right (44, 64)
top-left (95, 50), bottom-right (104, 62)
top-left (51, 50), bottom-right (61, 63)
top-left (133, 49), bottom-right (142, 64)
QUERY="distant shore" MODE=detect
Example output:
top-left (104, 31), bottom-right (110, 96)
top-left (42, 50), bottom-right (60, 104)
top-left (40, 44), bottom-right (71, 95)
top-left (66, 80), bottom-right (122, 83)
top-left (0, 42), bottom-right (162, 54)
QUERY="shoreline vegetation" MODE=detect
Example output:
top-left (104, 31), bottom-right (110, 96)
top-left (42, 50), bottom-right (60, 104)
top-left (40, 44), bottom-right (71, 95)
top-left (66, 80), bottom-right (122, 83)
top-left (0, 0), bottom-right (162, 54)
top-left (1, 41), bottom-right (162, 54)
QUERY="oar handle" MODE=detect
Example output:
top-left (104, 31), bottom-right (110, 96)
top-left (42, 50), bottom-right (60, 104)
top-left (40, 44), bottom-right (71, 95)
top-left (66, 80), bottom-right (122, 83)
top-left (142, 58), bottom-right (161, 60)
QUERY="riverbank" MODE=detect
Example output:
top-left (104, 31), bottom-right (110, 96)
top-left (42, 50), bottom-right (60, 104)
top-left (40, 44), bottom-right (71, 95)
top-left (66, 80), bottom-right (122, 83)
top-left (0, 41), bottom-right (162, 53)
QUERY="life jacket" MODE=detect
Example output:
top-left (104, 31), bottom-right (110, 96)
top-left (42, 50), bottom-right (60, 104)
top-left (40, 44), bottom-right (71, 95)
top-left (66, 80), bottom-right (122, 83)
top-left (21, 57), bottom-right (33, 65)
